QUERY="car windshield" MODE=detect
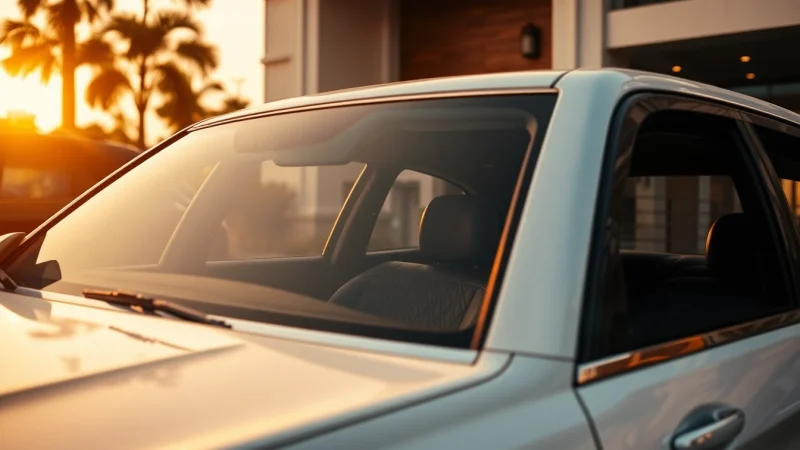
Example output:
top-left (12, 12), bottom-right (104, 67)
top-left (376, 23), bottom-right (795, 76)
top-left (6, 94), bottom-right (556, 347)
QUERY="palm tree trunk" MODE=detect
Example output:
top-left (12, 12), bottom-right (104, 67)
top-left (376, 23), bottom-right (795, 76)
top-left (136, 60), bottom-right (147, 149)
top-left (135, 0), bottom-right (150, 149)
top-left (61, 23), bottom-right (77, 130)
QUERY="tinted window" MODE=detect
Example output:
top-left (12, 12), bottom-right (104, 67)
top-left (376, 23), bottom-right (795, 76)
top-left (588, 107), bottom-right (792, 360)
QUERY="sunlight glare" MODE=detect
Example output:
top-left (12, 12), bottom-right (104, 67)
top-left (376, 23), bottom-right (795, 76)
top-left (0, 71), bottom-right (62, 132)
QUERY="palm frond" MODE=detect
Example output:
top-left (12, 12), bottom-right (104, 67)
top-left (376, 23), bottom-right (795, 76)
top-left (1, 41), bottom-right (58, 82)
top-left (0, 19), bottom-right (42, 47)
top-left (16, 0), bottom-right (45, 19)
top-left (81, 0), bottom-right (99, 23)
top-left (86, 67), bottom-right (133, 109)
top-left (45, 1), bottom-right (81, 33)
top-left (175, 39), bottom-right (217, 76)
top-left (104, 13), bottom-right (159, 59)
top-left (153, 62), bottom-right (199, 130)
top-left (199, 80), bottom-right (224, 94)
top-left (76, 36), bottom-right (114, 66)
top-left (79, 0), bottom-right (115, 24)
top-left (221, 96), bottom-right (250, 114)
top-left (154, 11), bottom-right (201, 35)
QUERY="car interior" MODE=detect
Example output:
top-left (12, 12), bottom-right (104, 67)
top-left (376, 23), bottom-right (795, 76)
top-left (192, 124), bottom-right (532, 331)
top-left (607, 110), bottom-right (793, 352)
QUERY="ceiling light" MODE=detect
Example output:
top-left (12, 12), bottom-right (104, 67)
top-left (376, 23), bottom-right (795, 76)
top-left (740, 55), bottom-right (751, 63)
top-left (746, 73), bottom-right (756, 80)
top-left (672, 65), bottom-right (682, 73)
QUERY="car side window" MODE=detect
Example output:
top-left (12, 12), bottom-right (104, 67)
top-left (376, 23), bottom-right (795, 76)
top-left (584, 102), bottom-right (795, 362)
top-left (619, 176), bottom-right (742, 254)
top-left (754, 124), bottom-right (800, 226)
top-left (367, 170), bottom-right (463, 252)
top-left (0, 165), bottom-right (71, 200)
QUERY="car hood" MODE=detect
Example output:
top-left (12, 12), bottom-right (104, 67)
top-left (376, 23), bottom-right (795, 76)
top-left (0, 290), bottom-right (508, 449)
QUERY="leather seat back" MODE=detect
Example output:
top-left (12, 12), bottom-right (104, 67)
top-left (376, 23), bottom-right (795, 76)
top-left (329, 195), bottom-right (500, 330)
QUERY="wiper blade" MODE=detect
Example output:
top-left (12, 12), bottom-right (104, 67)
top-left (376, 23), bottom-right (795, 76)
top-left (82, 289), bottom-right (232, 328)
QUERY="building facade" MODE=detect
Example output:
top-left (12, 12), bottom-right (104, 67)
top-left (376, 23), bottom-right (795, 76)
top-left (258, 0), bottom-right (800, 254)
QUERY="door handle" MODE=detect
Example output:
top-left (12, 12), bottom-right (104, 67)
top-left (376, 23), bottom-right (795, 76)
top-left (672, 404), bottom-right (745, 450)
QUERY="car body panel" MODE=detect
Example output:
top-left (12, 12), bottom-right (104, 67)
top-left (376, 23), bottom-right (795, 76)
top-left (283, 355), bottom-right (597, 450)
top-left (577, 322), bottom-right (800, 449)
top-left (484, 70), bottom-right (630, 359)
top-left (0, 289), bottom-right (509, 450)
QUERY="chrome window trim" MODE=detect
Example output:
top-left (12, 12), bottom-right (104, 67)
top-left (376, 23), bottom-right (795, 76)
top-left (576, 308), bottom-right (800, 385)
top-left (189, 88), bottom-right (559, 131)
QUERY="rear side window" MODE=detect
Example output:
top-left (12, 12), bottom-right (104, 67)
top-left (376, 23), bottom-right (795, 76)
top-left (619, 175), bottom-right (741, 254)
top-left (368, 170), bottom-right (463, 251)
top-left (582, 103), bottom-right (794, 368)
top-left (755, 125), bottom-right (800, 226)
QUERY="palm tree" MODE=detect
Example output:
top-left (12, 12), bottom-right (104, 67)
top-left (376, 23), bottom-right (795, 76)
top-left (85, 6), bottom-right (218, 148)
top-left (0, 0), bottom-right (115, 130)
top-left (156, 80), bottom-right (251, 132)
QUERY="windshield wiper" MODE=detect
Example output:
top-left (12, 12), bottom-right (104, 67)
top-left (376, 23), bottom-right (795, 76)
top-left (82, 289), bottom-right (232, 328)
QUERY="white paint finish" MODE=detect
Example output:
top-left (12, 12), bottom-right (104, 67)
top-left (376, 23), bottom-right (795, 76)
top-left (613, 68), bottom-right (800, 126)
top-left (283, 355), bottom-right (597, 450)
top-left (0, 291), bottom-right (507, 449)
top-left (200, 70), bottom-right (565, 127)
top-left (0, 291), bottom-right (241, 397)
top-left (484, 70), bottom-right (631, 358)
top-left (607, 0), bottom-right (800, 49)
top-left (579, 323), bottom-right (800, 448)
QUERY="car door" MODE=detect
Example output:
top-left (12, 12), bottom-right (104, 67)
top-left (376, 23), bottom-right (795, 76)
top-left (575, 93), bottom-right (800, 450)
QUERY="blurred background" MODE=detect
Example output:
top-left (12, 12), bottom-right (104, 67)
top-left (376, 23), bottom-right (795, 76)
top-left (1, 0), bottom-right (799, 255)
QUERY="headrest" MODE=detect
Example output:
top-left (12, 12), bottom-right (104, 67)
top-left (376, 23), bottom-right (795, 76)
top-left (419, 195), bottom-right (500, 267)
top-left (705, 213), bottom-right (757, 280)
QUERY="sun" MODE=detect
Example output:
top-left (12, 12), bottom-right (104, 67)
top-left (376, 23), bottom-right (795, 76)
top-left (0, 48), bottom-right (63, 131)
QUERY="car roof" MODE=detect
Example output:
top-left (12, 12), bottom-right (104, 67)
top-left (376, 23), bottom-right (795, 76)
top-left (193, 68), bottom-right (800, 130)
top-left (191, 70), bottom-right (567, 129)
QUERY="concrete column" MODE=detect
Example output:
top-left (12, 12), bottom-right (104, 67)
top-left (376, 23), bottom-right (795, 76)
top-left (552, 0), bottom-right (610, 69)
top-left (635, 177), bottom-right (667, 252)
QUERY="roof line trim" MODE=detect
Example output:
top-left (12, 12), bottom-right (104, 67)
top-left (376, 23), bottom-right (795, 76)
top-left (188, 88), bottom-right (559, 131)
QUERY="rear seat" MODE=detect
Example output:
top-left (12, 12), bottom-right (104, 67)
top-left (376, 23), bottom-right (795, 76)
top-left (626, 213), bottom-right (767, 348)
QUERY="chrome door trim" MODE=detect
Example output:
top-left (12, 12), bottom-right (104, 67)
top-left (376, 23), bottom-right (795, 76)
top-left (577, 309), bottom-right (800, 385)
top-left (189, 88), bottom-right (560, 130)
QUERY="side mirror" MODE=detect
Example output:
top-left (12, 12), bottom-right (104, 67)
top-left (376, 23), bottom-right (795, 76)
top-left (0, 232), bottom-right (25, 263)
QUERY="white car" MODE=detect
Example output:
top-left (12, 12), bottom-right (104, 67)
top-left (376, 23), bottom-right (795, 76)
top-left (2, 69), bottom-right (800, 450)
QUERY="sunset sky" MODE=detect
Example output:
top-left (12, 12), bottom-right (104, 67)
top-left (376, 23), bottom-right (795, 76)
top-left (0, 0), bottom-right (263, 139)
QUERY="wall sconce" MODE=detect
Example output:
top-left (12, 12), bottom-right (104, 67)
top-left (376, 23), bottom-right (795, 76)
top-left (520, 23), bottom-right (541, 59)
